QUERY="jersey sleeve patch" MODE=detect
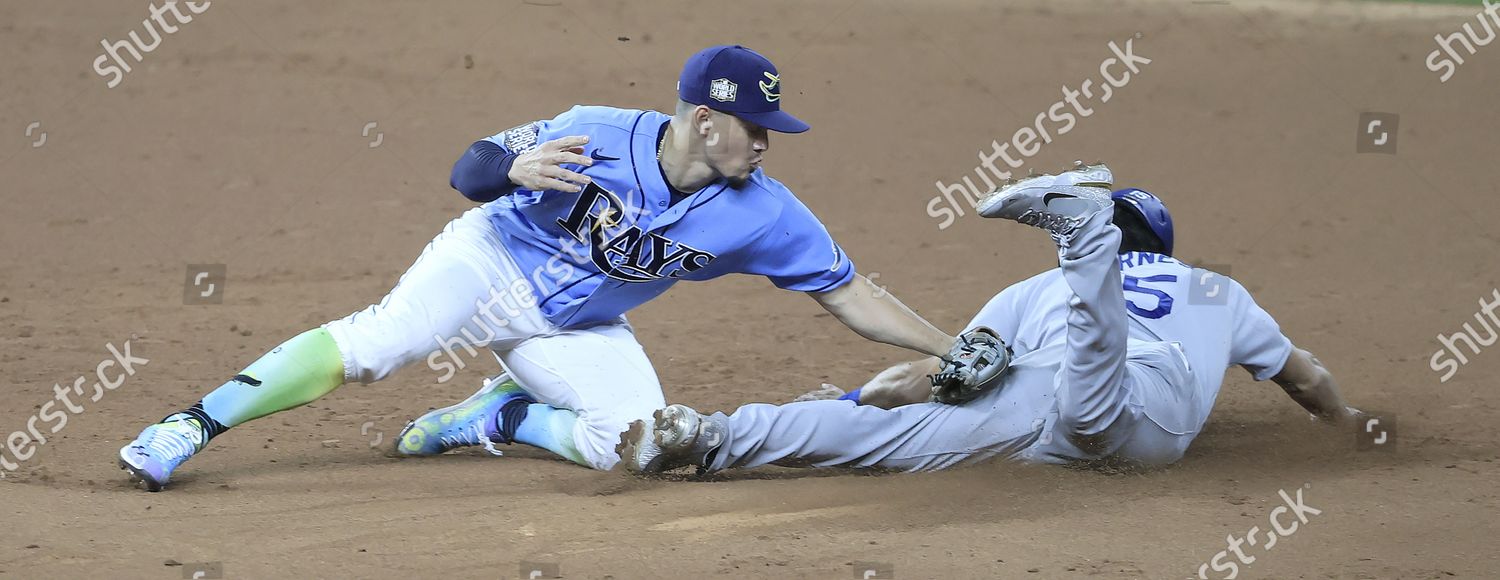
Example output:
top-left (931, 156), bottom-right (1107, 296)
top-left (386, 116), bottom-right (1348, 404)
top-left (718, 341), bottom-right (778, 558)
top-left (500, 121), bottom-right (542, 154)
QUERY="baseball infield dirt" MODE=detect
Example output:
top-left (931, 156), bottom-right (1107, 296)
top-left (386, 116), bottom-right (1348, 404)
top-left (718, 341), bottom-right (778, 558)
top-left (2, 0), bottom-right (1497, 578)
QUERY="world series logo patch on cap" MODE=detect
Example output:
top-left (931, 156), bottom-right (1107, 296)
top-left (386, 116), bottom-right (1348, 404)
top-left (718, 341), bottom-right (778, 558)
top-left (709, 78), bottom-right (737, 102)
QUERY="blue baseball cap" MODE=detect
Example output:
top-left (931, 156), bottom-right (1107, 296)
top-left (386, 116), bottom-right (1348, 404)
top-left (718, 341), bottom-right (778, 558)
top-left (1112, 188), bottom-right (1175, 255)
top-left (677, 45), bottom-right (809, 134)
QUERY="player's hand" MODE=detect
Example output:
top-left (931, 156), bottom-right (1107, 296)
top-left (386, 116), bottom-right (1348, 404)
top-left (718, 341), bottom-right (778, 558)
top-left (793, 383), bottom-right (846, 403)
top-left (508, 135), bottom-right (594, 193)
top-left (1310, 405), bottom-right (1363, 426)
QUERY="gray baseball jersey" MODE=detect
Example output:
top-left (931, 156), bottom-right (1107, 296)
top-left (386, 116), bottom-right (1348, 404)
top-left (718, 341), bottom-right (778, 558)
top-left (971, 250), bottom-right (1294, 449)
top-left (705, 216), bottom-right (1296, 472)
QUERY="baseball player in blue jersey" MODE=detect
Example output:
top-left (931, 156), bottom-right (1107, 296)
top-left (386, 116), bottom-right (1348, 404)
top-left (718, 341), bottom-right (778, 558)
top-left (118, 45), bottom-right (985, 491)
top-left (617, 163), bottom-right (1364, 474)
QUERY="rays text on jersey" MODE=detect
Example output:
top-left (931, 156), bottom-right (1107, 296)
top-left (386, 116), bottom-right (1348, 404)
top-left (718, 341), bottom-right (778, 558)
top-left (556, 183), bottom-right (716, 283)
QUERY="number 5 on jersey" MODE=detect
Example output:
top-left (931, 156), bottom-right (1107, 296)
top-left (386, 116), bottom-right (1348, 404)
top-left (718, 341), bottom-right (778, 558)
top-left (1124, 274), bottom-right (1176, 319)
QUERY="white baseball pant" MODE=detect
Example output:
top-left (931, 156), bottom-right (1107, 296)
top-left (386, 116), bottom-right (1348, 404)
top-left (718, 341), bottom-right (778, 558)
top-left (324, 207), bottom-right (665, 469)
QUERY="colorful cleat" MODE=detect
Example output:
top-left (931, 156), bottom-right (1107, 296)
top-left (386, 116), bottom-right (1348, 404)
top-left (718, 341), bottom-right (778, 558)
top-left (977, 161), bottom-right (1115, 246)
top-left (395, 374), bottom-right (534, 456)
top-left (119, 415), bottom-right (208, 492)
top-left (615, 404), bottom-right (726, 474)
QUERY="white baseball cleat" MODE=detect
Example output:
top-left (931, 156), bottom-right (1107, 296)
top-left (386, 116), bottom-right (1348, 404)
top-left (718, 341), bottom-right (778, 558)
top-left (977, 161), bottom-right (1114, 245)
top-left (615, 404), bottom-right (725, 474)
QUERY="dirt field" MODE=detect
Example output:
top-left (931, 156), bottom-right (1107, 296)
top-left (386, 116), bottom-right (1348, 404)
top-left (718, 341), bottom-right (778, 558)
top-left (2, 0), bottom-right (1498, 578)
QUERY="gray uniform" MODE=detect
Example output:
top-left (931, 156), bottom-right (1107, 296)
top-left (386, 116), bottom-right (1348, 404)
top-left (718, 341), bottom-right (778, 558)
top-left (706, 210), bottom-right (1295, 472)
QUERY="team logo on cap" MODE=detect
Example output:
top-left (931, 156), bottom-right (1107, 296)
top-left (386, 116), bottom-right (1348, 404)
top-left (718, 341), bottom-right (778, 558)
top-left (709, 78), bottom-right (737, 102)
top-left (759, 71), bottom-right (781, 102)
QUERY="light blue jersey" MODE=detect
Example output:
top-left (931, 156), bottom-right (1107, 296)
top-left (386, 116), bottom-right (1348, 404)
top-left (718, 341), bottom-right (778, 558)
top-left (482, 106), bottom-right (854, 328)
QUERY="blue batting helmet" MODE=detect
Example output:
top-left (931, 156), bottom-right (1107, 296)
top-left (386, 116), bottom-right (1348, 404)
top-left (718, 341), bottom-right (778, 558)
top-left (1112, 188), bottom-right (1174, 255)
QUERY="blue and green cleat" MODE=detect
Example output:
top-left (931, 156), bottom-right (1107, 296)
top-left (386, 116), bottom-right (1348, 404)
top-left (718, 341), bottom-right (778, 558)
top-left (119, 415), bottom-right (208, 492)
top-left (395, 374), bottom-right (534, 456)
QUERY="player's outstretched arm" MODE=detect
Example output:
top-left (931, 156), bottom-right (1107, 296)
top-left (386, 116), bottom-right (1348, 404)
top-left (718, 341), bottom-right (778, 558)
top-left (1270, 347), bottom-right (1360, 425)
top-left (809, 273), bottom-right (955, 358)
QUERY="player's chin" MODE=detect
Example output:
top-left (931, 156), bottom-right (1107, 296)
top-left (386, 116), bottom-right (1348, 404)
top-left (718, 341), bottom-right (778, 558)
top-left (727, 167), bottom-right (756, 187)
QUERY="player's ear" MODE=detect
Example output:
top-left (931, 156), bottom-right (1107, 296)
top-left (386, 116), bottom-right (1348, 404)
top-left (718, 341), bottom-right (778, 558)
top-left (694, 106), bottom-right (714, 137)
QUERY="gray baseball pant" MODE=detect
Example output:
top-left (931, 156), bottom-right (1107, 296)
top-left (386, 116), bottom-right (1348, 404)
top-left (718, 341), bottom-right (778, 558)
top-left (706, 210), bottom-right (1199, 473)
